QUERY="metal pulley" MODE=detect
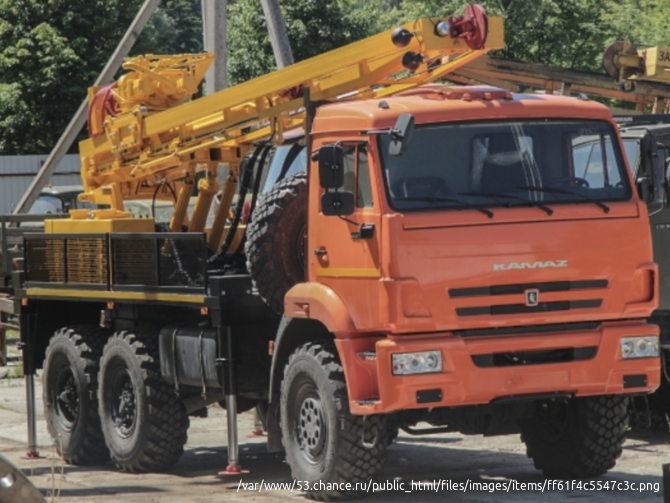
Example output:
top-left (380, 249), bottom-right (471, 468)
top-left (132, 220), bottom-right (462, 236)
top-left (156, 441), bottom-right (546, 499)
top-left (602, 38), bottom-right (644, 91)
top-left (447, 3), bottom-right (489, 50)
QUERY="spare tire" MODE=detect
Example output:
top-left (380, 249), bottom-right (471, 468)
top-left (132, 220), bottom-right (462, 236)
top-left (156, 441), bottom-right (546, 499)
top-left (245, 172), bottom-right (307, 313)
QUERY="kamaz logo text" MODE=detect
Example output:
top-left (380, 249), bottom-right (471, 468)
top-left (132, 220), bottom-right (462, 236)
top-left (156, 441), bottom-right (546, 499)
top-left (493, 260), bottom-right (568, 271)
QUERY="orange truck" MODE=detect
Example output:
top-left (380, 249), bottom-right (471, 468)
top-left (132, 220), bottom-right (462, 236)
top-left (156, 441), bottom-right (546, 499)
top-left (7, 4), bottom-right (660, 500)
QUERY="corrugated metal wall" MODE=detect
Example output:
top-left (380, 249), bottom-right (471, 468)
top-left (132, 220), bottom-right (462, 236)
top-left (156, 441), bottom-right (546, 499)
top-left (0, 155), bottom-right (82, 213)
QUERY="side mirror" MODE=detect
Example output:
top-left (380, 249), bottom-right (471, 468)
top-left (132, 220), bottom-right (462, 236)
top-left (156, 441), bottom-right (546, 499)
top-left (321, 191), bottom-right (354, 216)
top-left (388, 113), bottom-right (415, 156)
top-left (636, 176), bottom-right (653, 203)
top-left (639, 132), bottom-right (658, 178)
top-left (318, 144), bottom-right (344, 188)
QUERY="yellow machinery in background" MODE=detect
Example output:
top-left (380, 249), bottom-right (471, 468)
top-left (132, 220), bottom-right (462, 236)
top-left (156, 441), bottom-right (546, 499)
top-left (604, 38), bottom-right (670, 92)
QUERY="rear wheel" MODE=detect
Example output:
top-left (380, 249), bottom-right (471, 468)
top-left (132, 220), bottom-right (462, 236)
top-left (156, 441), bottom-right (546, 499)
top-left (43, 325), bottom-right (110, 464)
top-left (280, 342), bottom-right (386, 501)
top-left (98, 329), bottom-right (189, 472)
top-left (520, 395), bottom-right (628, 478)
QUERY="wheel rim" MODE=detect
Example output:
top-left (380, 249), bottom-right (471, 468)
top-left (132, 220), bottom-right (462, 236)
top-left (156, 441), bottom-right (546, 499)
top-left (53, 363), bottom-right (79, 431)
top-left (107, 360), bottom-right (137, 439)
top-left (293, 379), bottom-right (327, 464)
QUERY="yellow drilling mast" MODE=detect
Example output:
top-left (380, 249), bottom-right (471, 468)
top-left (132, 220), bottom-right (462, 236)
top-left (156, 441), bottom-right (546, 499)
top-left (71, 12), bottom-right (503, 249)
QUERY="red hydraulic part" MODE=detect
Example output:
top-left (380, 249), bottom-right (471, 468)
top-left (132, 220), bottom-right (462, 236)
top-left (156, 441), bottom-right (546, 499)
top-left (447, 3), bottom-right (489, 50)
top-left (87, 82), bottom-right (120, 137)
top-left (393, 3), bottom-right (489, 72)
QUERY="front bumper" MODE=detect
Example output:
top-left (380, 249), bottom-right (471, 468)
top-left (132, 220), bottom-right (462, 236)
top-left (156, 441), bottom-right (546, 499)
top-left (338, 321), bottom-right (660, 415)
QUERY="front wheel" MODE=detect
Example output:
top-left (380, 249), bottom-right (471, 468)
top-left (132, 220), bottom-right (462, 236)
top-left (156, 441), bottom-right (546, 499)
top-left (520, 395), bottom-right (628, 478)
top-left (280, 342), bottom-right (386, 501)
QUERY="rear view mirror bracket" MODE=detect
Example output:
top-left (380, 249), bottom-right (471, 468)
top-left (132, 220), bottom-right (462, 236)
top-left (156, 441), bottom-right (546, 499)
top-left (388, 114), bottom-right (415, 156)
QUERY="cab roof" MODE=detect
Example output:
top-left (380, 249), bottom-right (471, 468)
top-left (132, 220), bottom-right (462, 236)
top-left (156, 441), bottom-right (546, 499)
top-left (311, 85), bottom-right (614, 135)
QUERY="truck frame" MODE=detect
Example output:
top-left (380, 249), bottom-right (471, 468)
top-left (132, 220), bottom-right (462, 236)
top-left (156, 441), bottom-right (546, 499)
top-left (5, 5), bottom-right (662, 500)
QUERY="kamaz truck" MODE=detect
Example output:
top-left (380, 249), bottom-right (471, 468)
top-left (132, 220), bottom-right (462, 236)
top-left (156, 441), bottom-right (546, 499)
top-left (6, 5), bottom-right (661, 500)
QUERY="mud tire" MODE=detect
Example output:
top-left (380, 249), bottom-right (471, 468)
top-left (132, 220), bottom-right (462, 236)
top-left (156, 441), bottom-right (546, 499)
top-left (43, 325), bottom-right (110, 464)
top-left (280, 342), bottom-right (386, 501)
top-left (98, 329), bottom-right (189, 472)
top-left (245, 172), bottom-right (307, 313)
top-left (520, 395), bottom-right (628, 478)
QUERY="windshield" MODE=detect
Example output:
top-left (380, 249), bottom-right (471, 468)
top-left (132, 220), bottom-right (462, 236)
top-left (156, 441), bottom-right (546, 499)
top-left (379, 120), bottom-right (631, 213)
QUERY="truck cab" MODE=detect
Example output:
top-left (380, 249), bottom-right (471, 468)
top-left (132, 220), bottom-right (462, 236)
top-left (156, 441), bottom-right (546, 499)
top-left (273, 86), bottom-right (660, 485)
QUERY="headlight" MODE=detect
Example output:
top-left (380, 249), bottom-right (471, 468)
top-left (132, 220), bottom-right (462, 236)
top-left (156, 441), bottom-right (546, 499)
top-left (392, 350), bottom-right (442, 375)
top-left (620, 336), bottom-right (659, 359)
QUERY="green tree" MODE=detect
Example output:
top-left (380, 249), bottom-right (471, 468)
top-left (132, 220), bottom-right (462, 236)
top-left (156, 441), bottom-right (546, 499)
top-left (227, 0), bottom-right (373, 84)
top-left (373, 0), bottom-right (616, 71)
top-left (0, 0), bottom-right (202, 155)
top-left (601, 0), bottom-right (670, 49)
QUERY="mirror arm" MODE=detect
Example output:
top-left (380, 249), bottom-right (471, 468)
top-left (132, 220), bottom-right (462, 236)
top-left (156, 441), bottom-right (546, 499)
top-left (336, 215), bottom-right (375, 239)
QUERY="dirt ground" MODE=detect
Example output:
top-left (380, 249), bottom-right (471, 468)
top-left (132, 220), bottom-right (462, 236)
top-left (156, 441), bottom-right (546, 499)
top-left (1, 367), bottom-right (669, 503)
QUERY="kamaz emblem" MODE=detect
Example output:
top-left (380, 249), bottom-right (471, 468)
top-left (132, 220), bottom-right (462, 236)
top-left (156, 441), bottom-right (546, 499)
top-left (525, 289), bottom-right (540, 307)
top-left (493, 260), bottom-right (568, 271)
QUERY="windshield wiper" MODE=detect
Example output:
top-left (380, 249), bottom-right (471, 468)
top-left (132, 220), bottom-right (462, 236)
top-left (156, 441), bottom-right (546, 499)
top-left (396, 196), bottom-right (494, 218)
top-left (459, 191), bottom-right (554, 216)
top-left (517, 185), bottom-right (610, 214)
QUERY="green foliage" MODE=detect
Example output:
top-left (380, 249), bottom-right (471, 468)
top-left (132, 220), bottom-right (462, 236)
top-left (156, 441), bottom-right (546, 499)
top-left (2, 0), bottom-right (670, 154)
top-left (227, 0), bottom-right (372, 84)
top-left (0, 0), bottom-right (202, 155)
top-left (601, 0), bottom-right (670, 49)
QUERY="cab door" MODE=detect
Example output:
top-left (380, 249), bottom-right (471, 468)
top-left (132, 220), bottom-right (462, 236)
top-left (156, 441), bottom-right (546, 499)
top-left (648, 142), bottom-right (670, 309)
top-left (309, 142), bottom-right (383, 328)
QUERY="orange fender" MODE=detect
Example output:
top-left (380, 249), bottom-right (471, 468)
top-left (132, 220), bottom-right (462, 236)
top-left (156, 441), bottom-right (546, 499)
top-left (284, 282), bottom-right (356, 336)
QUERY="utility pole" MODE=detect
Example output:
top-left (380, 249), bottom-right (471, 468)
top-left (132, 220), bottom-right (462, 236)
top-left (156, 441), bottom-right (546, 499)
top-left (201, 0), bottom-right (228, 94)
top-left (13, 0), bottom-right (161, 214)
top-left (260, 0), bottom-right (294, 68)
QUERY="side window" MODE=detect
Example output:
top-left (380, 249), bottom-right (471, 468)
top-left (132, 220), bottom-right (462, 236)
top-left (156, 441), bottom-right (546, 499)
top-left (571, 135), bottom-right (622, 188)
top-left (341, 145), bottom-right (374, 208)
top-left (357, 147), bottom-right (373, 208)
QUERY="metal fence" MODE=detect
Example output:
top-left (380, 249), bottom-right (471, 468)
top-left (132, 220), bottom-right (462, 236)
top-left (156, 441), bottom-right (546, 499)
top-left (0, 155), bottom-right (81, 213)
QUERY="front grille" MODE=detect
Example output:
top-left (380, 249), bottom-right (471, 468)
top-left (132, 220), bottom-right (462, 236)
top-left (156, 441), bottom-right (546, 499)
top-left (471, 346), bottom-right (597, 367)
top-left (449, 279), bottom-right (608, 298)
top-left (456, 299), bottom-right (602, 317)
top-left (451, 278), bottom-right (607, 317)
top-left (453, 321), bottom-right (601, 338)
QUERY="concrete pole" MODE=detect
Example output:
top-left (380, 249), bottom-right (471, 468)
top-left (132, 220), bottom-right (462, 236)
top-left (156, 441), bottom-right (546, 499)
top-left (201, 0), bottom-right (228, 94)
top-left (260, 0), bottom-right (294, 68)
top-left (13, 0), bottom-right (161, 214)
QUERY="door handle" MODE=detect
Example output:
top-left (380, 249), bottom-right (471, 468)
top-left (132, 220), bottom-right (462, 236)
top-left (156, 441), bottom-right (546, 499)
top-left (314, 248), bottom-right (327, 256)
